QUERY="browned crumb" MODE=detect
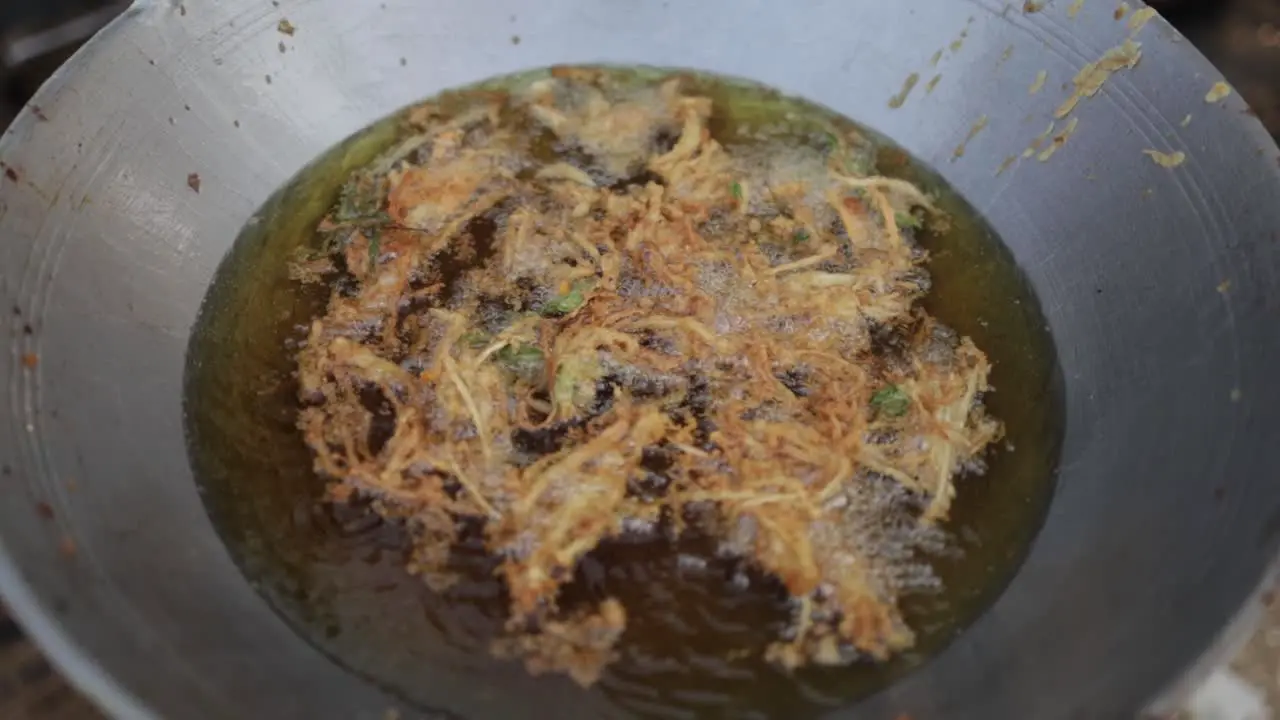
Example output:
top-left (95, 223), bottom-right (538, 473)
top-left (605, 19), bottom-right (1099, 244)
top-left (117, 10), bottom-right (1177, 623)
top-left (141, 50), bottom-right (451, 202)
top-left (187, 173), bottom-right (201, 193)
top-left (492, 598), bottom-right (627, 686)
top-left (277, 18), bottom-right (296, 36)
top-left (21, 353), bottom-right (38, 369)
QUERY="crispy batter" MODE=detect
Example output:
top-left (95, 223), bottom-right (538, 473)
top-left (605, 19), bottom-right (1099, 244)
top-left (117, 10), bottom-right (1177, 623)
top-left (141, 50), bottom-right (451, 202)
top-left (296, 72), bottom-right (1002, 684)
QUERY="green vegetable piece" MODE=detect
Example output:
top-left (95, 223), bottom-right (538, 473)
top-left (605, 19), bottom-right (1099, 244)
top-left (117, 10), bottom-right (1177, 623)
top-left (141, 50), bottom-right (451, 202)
top-left (731, 181), bottom-right (743, 200)
top-left (871, 385), bottom-right (911, 417)
top-left (792, 229), bottom-right (810, 244)
top-left (539, 282), bottom-right (589, 316)
top-left (495, 344), bottom-right (545, 381)
top-left (894, 211), bottom-right (923, 230)
top-left (462, 331), bottom-right (491, 349)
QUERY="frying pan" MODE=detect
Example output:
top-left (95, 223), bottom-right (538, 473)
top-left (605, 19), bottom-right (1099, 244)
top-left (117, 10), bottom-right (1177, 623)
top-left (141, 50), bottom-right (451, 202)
top-left (2, 0), bottom-right (1280, 718)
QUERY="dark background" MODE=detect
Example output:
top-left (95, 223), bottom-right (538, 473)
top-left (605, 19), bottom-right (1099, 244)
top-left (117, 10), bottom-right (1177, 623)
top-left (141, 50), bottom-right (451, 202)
top-left (1, 0), bottom-right (1278, 718)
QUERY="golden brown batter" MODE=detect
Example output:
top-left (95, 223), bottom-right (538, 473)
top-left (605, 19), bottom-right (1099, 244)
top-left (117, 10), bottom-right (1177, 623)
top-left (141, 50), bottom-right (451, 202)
top-left (293, 69), bottom-right (1002, 686)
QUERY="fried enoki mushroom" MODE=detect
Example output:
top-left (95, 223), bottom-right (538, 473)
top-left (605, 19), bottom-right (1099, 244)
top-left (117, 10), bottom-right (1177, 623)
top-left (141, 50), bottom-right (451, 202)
top-left (294, 71), bottom-right (1002, 686)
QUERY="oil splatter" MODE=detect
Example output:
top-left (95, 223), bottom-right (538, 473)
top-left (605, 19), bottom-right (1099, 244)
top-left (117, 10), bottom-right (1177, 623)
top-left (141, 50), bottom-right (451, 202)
top-left (1142, 149), bottom-right (1186, 168)
top-left (1055, 39), bottom-right (1142, 119)
top-left (930, 49), bottom-right (944, 67)
top-left (1180, 114), bottom-right (1192, 127)
top-left (1029, 70), bottom-right (1047, 95)
top-left (21, 353), bottom-right (39, 369)
top-left (1037, 117), bottom-right (1079, 162)
top-left (888, 73), bottom-right (921, 109)
top-left (1114, 2), bottom-right (1129, 21)
top-left (1067, 0), bottom-right (1085, 19)
top-left (1217, 280), bottom-right (1232, 295)
top-left (996, 155), bottom-right (1018, 176)
top-left (1231, 388), bottom-right (1242, 403)
top-left (1204, 82), bottom-right (1232, 104)
top-left (999, 46), bottom-right (1015, 66)
top-left (926, 75), bottom-right (943, 94)
top-left (1023, 1), bottom-right (1046, 12)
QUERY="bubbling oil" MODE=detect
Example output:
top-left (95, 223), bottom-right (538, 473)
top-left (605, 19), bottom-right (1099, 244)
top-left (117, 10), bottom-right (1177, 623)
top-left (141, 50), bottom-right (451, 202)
top-left (185, 67), bottom-right (1063, 720)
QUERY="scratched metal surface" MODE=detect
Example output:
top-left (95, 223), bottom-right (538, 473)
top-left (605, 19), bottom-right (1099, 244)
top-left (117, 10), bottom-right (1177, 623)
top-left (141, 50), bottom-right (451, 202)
top-left (0, 0), bottom-right (1279, 718)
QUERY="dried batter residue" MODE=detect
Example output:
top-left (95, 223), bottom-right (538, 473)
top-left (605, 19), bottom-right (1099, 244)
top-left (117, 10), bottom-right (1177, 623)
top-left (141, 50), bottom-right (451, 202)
top-left (1038, 117), bottom-right (1080, 162)
top-left (1029, 70), bottom-right (1048, 95)
top-left (889, 73), bottom-right (921, 109)
top-left (1142, 149), bottom-right (1187, 168)
top-left (954, 115), bottom-right (990, 160)
top-left (1205, 81), bottom-right (1232, 104)
top-left (1127, 6), bottom-right (1158, 34)
top-left (1054, 39), bottom-right (1142, 119)
top-left (1023, 121), bottom-right (1057, 158)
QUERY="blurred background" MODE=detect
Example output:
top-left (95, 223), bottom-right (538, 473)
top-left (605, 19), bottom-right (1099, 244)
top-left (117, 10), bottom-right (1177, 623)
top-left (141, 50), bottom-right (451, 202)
top-left (1, 0), bottom-right (1279, 718)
